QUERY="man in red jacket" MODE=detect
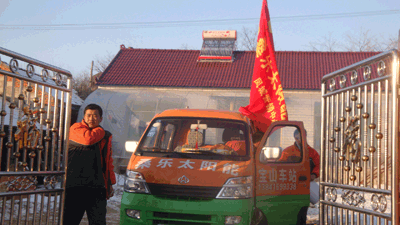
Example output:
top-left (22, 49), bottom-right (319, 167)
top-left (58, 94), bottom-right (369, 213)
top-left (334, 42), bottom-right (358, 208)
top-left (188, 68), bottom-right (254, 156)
top-left (279, 129), bottom-right (320, 180)
top-left (63, 104), bottom-right (116, 225)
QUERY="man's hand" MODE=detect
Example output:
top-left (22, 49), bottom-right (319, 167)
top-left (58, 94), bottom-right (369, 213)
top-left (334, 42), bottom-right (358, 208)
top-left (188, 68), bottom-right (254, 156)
top-left (106, 186), bottom-right (115, 200)
top-left (110, 186), bottom-right (115, 198)
top-left (310, 174), bottom-right (317, 181)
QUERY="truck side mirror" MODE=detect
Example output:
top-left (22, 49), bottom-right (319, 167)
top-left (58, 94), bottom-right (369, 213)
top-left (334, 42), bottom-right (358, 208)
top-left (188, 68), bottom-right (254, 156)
top-left (261, 146), bottom-right (282, 160)
top-left (125, 141), bottom-right (138, 153)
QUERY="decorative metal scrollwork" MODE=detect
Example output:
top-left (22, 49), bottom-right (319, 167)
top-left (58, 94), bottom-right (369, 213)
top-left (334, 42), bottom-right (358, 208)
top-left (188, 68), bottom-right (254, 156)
top-left (329, 78), bottom-right (336, 91)
top-left (43, 175), bottom-right (58, 189)
top-left (7, 176), bottom-right (38, 191)
top-left (9, 58), bottom-right (19, 73)
top-left (341, 190), bottom-right (365, 207)
top-left (41, 69), bottom-right (49, 82)
top-left (326, 187), bottom-right (337, 202)
top-left (377, 60), bottom-right (386, 77)
top-left (53, 72), bottom-right (63, 86)
top-left (26, 64), bottom-right (35, 78)
top-left (379, 195), bottom-right (387, 212)
top-left (339, 75), bottom-right (347, 88)
top-left (371, 194), bottom-right (387, 213)
top-left (342, 115), bottom-right (361, 163)
top-left (14, 105), bottom-right (41, 150)
top-left (363, 66), bottom-right (371, 81)
top-left (350, 70), bottom-right (358, 85)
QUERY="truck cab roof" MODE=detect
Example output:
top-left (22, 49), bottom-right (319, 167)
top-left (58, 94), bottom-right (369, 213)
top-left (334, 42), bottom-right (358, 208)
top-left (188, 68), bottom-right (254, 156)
top-left (154, 109), bottom-right (248, 122)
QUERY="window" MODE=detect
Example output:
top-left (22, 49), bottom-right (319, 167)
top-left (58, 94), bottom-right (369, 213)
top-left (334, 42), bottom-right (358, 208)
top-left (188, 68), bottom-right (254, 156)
top-left (138, 118), bottom-right (249, 157)
top-left (260, 126), bottom-right (303, 163)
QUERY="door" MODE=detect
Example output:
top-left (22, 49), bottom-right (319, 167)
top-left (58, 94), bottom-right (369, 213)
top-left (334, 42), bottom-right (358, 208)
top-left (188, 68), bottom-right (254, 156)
top-left (319, 49), bottom-right (399, 224)
top-left (255, 121), bottom-right (310, 224)
top-left (0, 47), bottom-right (73, 224)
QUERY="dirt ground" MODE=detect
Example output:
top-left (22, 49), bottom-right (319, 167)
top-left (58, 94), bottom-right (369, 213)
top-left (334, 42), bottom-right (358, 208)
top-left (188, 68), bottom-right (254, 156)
top-left (79, 180), bottom-right (124, 225)
top-left (80, 204), bottom-right (121, 225)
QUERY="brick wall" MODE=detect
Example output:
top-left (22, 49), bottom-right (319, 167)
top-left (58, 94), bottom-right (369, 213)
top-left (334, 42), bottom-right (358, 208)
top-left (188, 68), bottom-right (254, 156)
top-left (284, 90), bottom-right (321, 153)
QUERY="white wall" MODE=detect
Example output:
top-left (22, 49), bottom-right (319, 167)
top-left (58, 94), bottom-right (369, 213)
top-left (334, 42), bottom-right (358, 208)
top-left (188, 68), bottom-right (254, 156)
top-left (80, 86), bottom-right (322, 160)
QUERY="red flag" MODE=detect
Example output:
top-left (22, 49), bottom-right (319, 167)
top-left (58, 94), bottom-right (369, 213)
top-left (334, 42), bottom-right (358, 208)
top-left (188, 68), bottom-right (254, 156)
top-left (239, 0), bottom-right (288, 133)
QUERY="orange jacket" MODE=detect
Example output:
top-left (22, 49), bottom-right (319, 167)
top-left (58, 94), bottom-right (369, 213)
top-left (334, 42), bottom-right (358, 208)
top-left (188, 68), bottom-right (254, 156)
top-left (225, 140), bottom-right (247, 156)
top-left (279, 143), bottom-right (320, 177)
top-left (69, 120), bottom-right (116, 198)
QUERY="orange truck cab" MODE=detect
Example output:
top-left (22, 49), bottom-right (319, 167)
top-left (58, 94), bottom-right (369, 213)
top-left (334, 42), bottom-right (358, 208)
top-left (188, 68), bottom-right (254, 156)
top-left (120, 109), bottom-right (312, 225)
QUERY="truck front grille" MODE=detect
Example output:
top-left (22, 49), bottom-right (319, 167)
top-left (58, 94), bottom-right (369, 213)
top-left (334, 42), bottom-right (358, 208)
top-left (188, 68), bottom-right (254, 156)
top-left (153, 220), bottom-right (212, 225)
top-left (154, 212), bottom-right (212, 221)
top-left (152, 212), bottom-right (213, 225)
top-left (147, 183), bottom-right (220, 199)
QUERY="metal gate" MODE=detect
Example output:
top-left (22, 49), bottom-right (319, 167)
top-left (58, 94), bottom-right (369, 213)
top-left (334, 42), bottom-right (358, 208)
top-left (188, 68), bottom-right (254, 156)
top-left (0, 47), bottom-right (72, 224)
top-left (320, 49), bottom-right (399, 224)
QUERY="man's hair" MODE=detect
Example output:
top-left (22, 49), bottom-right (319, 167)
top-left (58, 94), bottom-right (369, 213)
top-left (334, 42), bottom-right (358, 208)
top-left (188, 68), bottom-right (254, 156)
top-left (252, 131), bottom-right (264, 143)
top-left (84, 104), bottom-right (103, 117)
top-left (294, 129), bottom-right (307, 137)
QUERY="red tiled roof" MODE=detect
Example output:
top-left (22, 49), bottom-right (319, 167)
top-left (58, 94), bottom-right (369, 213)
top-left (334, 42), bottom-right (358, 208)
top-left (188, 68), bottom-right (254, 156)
top-left (97, 48), bottom-right (380, 90)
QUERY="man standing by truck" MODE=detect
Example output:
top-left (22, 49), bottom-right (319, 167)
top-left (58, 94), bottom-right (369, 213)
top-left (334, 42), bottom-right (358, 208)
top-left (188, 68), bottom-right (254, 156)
top-left (63, 104), bottom-right (116, 225)
top-left (279, 129), bottom-right (320, 180)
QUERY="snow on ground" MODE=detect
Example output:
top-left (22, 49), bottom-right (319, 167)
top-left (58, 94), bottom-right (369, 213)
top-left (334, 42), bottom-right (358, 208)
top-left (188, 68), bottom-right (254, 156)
top-left (308, 204), bottom-right (320, 224)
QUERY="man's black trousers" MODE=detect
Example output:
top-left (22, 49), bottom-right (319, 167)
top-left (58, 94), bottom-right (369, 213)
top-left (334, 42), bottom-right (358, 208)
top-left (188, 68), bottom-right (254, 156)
top-left (63, 187), bottom-right (107, 225)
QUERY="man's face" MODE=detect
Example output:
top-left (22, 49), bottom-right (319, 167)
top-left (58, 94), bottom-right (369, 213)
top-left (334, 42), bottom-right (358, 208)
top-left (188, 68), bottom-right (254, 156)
top-left (84, 109), bottom-right (102, 128)
top-left (294, 133), bottom-right (302, 146)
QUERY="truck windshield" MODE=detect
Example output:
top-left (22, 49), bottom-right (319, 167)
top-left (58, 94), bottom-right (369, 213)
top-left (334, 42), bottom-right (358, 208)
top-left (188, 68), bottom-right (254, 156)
top-left (138, 118), bottom-right (249, 157)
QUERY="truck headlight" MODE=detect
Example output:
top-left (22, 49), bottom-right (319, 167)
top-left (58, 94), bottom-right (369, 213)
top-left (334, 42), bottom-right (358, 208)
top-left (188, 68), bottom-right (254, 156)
top-left (216, 176), bottom-right (253, 199)
top-left (124, 171), bottom-right (151, 194)
top-left (126, 209), bottom-right (141, 219)
top-left (225, 216), bottom-right (242, 224)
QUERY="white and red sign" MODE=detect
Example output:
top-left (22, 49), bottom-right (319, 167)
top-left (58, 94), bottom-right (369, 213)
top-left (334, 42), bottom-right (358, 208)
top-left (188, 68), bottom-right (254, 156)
top-left (202, 30), bottom-right (237, 39)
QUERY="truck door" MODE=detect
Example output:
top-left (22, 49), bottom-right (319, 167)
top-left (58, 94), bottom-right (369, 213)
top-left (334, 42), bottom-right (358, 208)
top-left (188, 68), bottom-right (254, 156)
top-left (255, 121), bottom-right (310, 224)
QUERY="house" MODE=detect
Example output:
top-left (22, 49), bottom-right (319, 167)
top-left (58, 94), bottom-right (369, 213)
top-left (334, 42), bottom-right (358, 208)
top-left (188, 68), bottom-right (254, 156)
top-left (80, 44), bottom-right (379, 172)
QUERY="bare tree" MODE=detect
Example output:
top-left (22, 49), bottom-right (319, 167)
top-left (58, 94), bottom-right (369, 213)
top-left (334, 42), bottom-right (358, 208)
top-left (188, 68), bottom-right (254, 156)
top-left (382, 35), bottom-right (398, 50)
top-left (343, 29), bottom-right (381, 52)
top-left (308, 28), bottom-right (398, 52)
top-left (307, 32), bottom-right (340, 52)
top-left (238, 26), bottom-right (258, 51)
top-left (180, 43), bottom-right (195, 50)
top-left (72, 71), bottom-right (92, 100)
top-left (93, 51), bottom-right (115, 73)
top-left (72, 53), bottom-right (117, 100)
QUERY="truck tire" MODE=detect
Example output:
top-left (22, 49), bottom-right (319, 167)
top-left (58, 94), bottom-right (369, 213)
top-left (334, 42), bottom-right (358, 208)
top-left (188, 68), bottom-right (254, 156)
top-left (251, 208), bottom-right (269, 225)
top-left (296, 206), bottom-right (308, 225)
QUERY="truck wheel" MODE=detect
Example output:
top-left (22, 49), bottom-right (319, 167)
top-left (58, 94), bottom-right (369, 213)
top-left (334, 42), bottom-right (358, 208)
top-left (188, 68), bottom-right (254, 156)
top-left (251, 208), bottom-right (268, 225)
top-left (296, 206), bottom-right (308, 225)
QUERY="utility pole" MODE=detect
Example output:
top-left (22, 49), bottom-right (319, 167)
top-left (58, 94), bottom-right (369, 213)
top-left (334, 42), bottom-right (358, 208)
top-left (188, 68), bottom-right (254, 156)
top-left (90, 60), bottom-right (94, 89)
top-left (397, 29), bottom-right (400, 51)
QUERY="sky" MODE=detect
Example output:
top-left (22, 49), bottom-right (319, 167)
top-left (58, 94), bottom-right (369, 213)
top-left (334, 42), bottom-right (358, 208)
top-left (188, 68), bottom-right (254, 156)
top-left (0, 0), bottom-right (399, 76)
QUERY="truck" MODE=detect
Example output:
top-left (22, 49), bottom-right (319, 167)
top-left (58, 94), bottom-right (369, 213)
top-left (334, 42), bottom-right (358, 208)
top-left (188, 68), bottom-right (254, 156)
top-left (120, 109), bottom-right (313, 224)
top-left (120, 48), bottom-right (400, 225)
